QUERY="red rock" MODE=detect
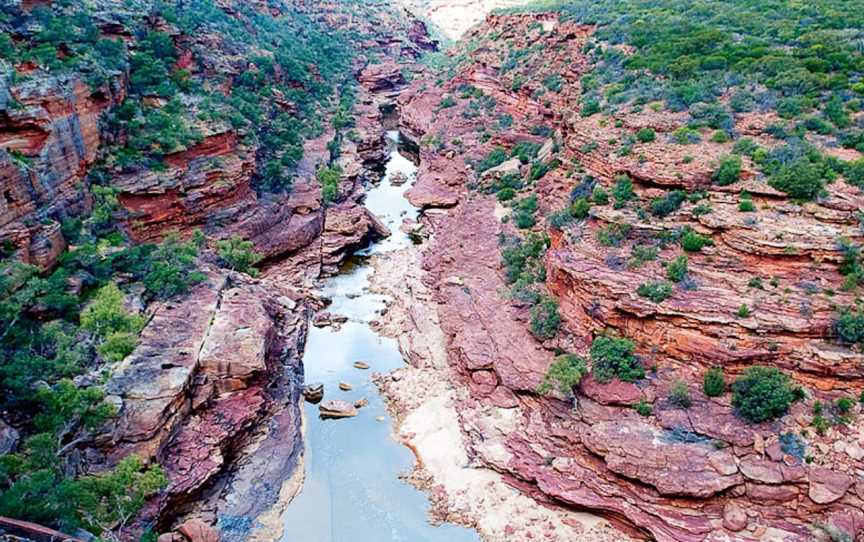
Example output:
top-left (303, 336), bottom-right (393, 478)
top-left (176, 518), bottom-right (219, 542)
top-left (579, 375), bottom-right (642, 406)
top-left (808, 468), bottom-right (853, 504)
top-left (722, 502), bottom-right (748, 532)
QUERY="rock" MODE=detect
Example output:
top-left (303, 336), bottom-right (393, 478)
top-left (0, 419), bottom-right (19, 455)
top-left (176, 519), bottom-right (219, 542)
top-left (722, 502), bottom-right (748, 532)
top-left (390, 171), bottom-right (409, 186)
top-left (319, 400), bottom-right (358, 419)
top-left (579, 375), bottom-right (642, 406)
top-left (303, 383), bottom-right (325, 404)
top-left (809, 468), bottom-right (853, 504)
top-left (846, 443), bottom-right (864, 461)
top-left (375, 416), bottom-right (386, 422)
top-left (354, 398), bottom-right (369, 409)
top-left (313, 311), bottom-right (349, 328)
top-left (338, 382), bottom-right (353, 391)
top-left (480, 157), bottom-right (521, 181)
top-left (353, 361), bottom-right (370, 369)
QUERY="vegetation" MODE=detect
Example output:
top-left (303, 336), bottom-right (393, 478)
top-left (591, 334), bottom-right (644, 383)
top-left (703, 367), bottom-right (725, 397)
top-left (318, 166), bottom-right (343, 203)
top-left (665, 255), bottom-right (688, 282)
top-left (731, 366), bottom-right (796, 423)
top-left (649, 190), bottom-right (686, 218)
top-left (668, 380), bottom-right (692, 408)
top-left (680, 229), bottom-right (713, 252)
top-left (530, 296), bottom-right (561, 340)
top-left (216, 236), bottom-right (263, 276)
top-left (637, 281), bottom-right (674, 303)
top-left (538, 354), bottom-right (587, 395)
top-left (834, 307), bottom-right (864, 345)
top-left (712, 155), bottom-right (742, 186)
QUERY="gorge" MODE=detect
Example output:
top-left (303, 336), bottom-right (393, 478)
top-left (1, 1), bottom-right (864, 542)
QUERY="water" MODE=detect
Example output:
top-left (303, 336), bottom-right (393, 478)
top-left (279, 132), bottom-right (479, 542)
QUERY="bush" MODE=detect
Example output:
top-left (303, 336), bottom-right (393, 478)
top-left (591, 334), bottom-right (643, 383)
top-left (731, 366), bottom-right (795, 423)
top-left (581, 98), bottom-right (600, 117)
top-left (666, 255), bottom-right (688, 282)
top-left (596, 223), bottom-right (631, 247)
top-left (216, 236), bottom-right (262, 276)
top-left (737, 304), bottom-right (751, 317)
top-left (98, 332), bottom-right (139, 362)
top-left (712, 155), bottom-right (742, 186)
top-left (680, 230), bottom-right (713, 252)
top-left (514, 195), bottom-right (538, 229)
top-left (612, 175), bottom-right (635, 208)
top-left (637, 281), bottom-right (673, 303)
top-left (739, 199), bottom-right (755, 212)
top-left (636, 128), bottom-right (656, 143)
top-left (318, 166), bottom-right (343, 203)
top-left (591, 185), bottom-right (609, 205)
top-left (438, 95), bottom-right (456, 109)
top-left (537, 354), bottom-right (587, 395)
top-left (650, 190), bottom-right (686, 217)
top-left (530, 296), bottom-right (561, 340)
top-left (834, 308), bottom-right (864, 345)
top-left (629, 245), bottom-right (658, 268)
top-left (703, 367), bottom-right (725, 397)
top-left (80, 283), bottom-right (145, 340)
top-left (571, 198), bottom-right (591, 218)
top-left (142, 235), bottom-right (206, 299)
top-left (767, 156), bottom-right (825, 200)
top-left (668, 380), bottom-right (691, 408)
top-left (836, 396), bottom-right (855, 414)
top-left (476, 147), bottom-right (508, 173)
top-left (634, 399), bottom-right (652, 416)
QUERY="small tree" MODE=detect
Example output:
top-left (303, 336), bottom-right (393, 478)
top-left (216, 236), bottom-right (263, 277)
top-left (712, 155), bottom-right (742, 186)
top-left (731, 366), bottom-right (795, 423)
top-left (530, 296), bottom-right (561, 340)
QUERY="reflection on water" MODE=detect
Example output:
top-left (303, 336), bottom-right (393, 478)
top-left (279, 132), bottom-right (478, 542)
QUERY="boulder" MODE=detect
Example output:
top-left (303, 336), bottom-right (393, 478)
top-left (319, 400), bottom-right (358, 419)
top-left (0, 419), bottom-right (19, 455)
top-left (303, 383), bottom-right (325, 404)
top-left (809, 468), bottom-right (853, 504)
top-left (177, 519), bottom-right (219, 542)
top-left (722, 502), bottom-right (748, 532)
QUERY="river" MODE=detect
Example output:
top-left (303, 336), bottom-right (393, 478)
top-left (278, 131), bottom-right (479, 542)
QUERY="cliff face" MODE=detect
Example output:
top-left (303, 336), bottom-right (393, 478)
top-left (399, 11), bottom-right (864, 542)
top-left (0, 71), bottom-right (126, 268)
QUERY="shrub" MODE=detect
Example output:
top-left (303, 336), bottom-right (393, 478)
top-left (703, 367), bottom-right (725, 397)
top-left (514, 195), bottom-right (538, 229)
top-left (476, 147), bottom-right (508, 174)
top-left (732, 137), bottom-right (759, 156)
top-left (650, 190), bottom-right (686, 217)
top-left (530, 296), bottom-right (561, 340)
top-left (591, 334), bottom-right (643, 383)
top-left (635, 399), bottom-right (652, 416)
top-left (668, 380), bottom-right (691, 408)
top-left (739, 199), bottom-right (755, 212)
top-left (612, 175), bottom-right (635, 208)
top-left (596, 223), bottom-right (631, 247)
top-left (629, 245), bottom-right (658, 268)
top-left (680, 230), bottom-right (713, 252)
top-left (666, 255), bottom-right (688, 282)
top-left (712, 155), bottom-right (742, 186)
top-left (731, 366), bottom-right (795, 423)
top-left (672, 126), bottom-right (701, 144)
top-left (318, 166), bottom-right (343, 203)
top-left (845, 158), bottom-right (864, 187)
top-left (710, 130), bottom-right (730, 143)
top-left (438, 95), bottom-right (456, 109)
top-left (497, 187), bottom-right (516, 201)
top-left (836, 396), bottom-right (855, 414)
top-left (98, 331), bottom-right (139, 362)
top-left (216, 236), bottom-right (262, 276)
top-left (591, 185), bottom-right (609, 205)
top-left (767, 156), bottom-right (826, 200)
top-left (581, 98), bottom-right (600, 117)
top-left (537, 354), bottom-right (587, 395)
top-left (636, 128), bottom-right (656, 143)
top-left (637, 281), bottom-right (673, 303)
top-left (571, 198), bottom-right (591, 218)
top-left (142, 235), bottom-right (206, 299)
top-left (834, 308), bottom-right (864, 345)
top-left (511, 141), bottom-right (541, 164)
top-left (737, 304), bottom-right (751, 318)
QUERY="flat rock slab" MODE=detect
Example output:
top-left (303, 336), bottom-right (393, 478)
top-left (319, 400), bottom-right (358, 419)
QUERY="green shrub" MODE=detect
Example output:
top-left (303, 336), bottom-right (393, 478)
top-left (216, 236), bottom-right (262, 276)
top-left (596, 223), bottom-right (631, 247)
top-left (318, 166), bottom-right (343, 203)
top-left (668, 380), bottom-right (691, 408)
top-left (836, 396), bottom-right (855, 414)
top-left (629, 245), bottom-right (658, 268)
top-left (571, 198), bottom-right (591, 218)
top-left (612, 175), bottom-right (635, 208)
top-left (731, 366), bottom-right (795, 423)
top-left (636, 128), bottom-right (656, 143)
top-left (739, 199), bottom-right (755, 212)
top-left (732, 137), bottom-right (759, 156)
top-left (834, 308), bottom-right (864, 345)
top-left (80, 283), bottom-right (145, 341)
top-left (710, 130), bottom-right (730, 143)
top-left (538, 354), bottom-right (587, 395)
top-left (703, 367), bottom-right (725, 397)
top-left (680, 230), bottom-right (713, 252)
top-left (737, 304), bottom-right (751, 318)
top-left (476, 147), bottom-right (508, 173)
top-left (591, 185), bottom-right (609, 205)
top-left (665, 255), bottom-right (688, 282)
top-left (637, 281), bottom-right (673, 303)
top-left (767, 156), bottom-right (826, 200)
top-left (650, 190), bottom-right (686, 217)
top-left (581, 98), bottom-right (600, 117)
top-left (514, 195), bottom-right (538, 229)
top-left (439, 95), bottom-right (456, 109)
top-left (712, 155), bottom-right (742, 186)
top-left (98, 332), bottom-right (139, 362)
top-left (142, 235), bottom-right (206, 299)
top-left (497, 187), bottom-right (516, 201)
top-left (530, 296), bottom-right (561, 340)
top-left (634, 399), bottom-right (652, 416)
top-left (591, 334), bottom-right (643, 383)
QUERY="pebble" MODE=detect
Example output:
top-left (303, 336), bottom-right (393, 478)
top-left (339, 382), bottom-right (352, 391)
top-left (353, 361), bottom-right (370, 369)
top-left (354, 398), bottom-right (369, 409)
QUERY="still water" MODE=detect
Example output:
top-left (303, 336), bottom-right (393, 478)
top-left (279, 132), bottom-right (479, 542)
